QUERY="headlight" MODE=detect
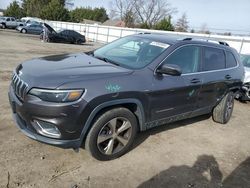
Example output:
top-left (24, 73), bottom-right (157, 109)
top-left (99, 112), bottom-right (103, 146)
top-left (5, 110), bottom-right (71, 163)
top-left (29, 88), bottom-right (84, 102)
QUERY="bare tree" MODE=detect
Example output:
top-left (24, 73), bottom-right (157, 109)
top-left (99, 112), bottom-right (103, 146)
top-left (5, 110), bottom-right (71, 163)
top-left (110, 0), bottom-right (176, 28)
top-left (134, 0), bottom-right (176, 28)
top-left (175, 13), bottom-right (189, 32)
top-left (109, 0), bottom-right (136, 27)
top-left (199, 23), bottom-right (210, 34)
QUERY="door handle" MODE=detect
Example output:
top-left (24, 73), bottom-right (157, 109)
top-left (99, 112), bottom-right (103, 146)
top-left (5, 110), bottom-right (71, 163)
top-left (190, 78), bottom-right (201, 84)
top-left (225, 75), bottom-right (232, 80)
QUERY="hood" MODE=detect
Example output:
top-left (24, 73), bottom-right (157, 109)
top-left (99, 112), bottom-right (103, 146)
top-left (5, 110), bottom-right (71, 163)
top-left (43, 23), bottom-right (56, 34)
top-left (17, 53), bottom-right (133, 89)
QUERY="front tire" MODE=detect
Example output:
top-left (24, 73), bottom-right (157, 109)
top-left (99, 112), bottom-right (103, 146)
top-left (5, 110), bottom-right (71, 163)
top-left (212, 92), bottom-right (234, 124)
top-left (2, 24), bottom-right (6, 29)
top-left (76, 39), bottom-right (83, 45)
top-left (85, 107), bottom-right (138, 161)
top-left (21, 29), bottom-right (27, 33)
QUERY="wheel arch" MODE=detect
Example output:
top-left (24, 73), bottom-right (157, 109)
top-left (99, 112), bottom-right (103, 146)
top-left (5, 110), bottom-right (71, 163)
top-left (79, 98), bottom-right (145, 145)
top-left (229, 86), bottom-right (241, 94)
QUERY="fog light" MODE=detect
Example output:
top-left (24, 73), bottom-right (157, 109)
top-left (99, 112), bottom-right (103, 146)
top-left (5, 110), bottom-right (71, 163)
top-left (32, 120), bottom-right (61, 138)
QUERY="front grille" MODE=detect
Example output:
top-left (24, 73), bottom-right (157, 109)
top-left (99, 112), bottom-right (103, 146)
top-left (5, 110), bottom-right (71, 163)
top-left (12, 72), bottom-right (28, 100)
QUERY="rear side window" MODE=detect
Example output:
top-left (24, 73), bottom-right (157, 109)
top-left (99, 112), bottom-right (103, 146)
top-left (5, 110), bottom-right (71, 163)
top-left (163, 45), bottom-right (201, 74)
top-left (203, 47), bottom-right (225, 71)
top-left (226, 51), bottom-right (237, 68)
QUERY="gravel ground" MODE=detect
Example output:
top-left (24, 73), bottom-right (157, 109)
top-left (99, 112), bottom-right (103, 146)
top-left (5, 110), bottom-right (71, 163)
top-left (0, 29), bottom-right (249, 188)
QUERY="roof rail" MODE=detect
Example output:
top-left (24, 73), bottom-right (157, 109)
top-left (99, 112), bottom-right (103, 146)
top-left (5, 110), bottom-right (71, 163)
top-left (182, 38), bottom-right (229, 46)
top-left (138, 32), bottom-right (151, 34)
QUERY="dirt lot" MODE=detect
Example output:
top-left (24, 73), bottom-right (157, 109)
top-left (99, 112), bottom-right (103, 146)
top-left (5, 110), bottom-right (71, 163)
top-left (0, 29), bottom-right (250, 188)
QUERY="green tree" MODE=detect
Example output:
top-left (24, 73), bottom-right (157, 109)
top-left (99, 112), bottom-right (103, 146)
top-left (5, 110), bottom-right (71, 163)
top-left (4, 1), bottom-right (25, 18)
top-left (92, 8), bottom-right (109, 22)
top-left (154, 16), bottom-right (174, 31)
top-left (22, 0), bottom-right (50, 17)
top-left (40, 0), bottom-right (69, 21)
top-left (139, 22), bottom-right (150, 29)
top-left (70, 7), bottom-right (108, 23)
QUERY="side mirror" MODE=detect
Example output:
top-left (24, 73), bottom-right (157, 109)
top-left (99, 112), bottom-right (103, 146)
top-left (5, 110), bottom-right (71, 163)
top-left (156, 64), bottom-right (182, 76)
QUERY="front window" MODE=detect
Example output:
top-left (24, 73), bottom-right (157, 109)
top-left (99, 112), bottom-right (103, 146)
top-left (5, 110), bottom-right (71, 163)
top-left (93, 36), bottom-right (170, 69)
top-left (162, 45), bottom-right (201, 74)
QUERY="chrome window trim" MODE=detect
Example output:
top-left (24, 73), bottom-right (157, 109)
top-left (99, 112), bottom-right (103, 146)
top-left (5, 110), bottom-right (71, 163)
top-left (154, 44), bottom-right (239, 76)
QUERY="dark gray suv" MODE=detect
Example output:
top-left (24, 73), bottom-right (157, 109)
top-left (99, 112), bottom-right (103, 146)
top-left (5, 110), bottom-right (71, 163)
top-left (8, 34), bottom-right (244, 160)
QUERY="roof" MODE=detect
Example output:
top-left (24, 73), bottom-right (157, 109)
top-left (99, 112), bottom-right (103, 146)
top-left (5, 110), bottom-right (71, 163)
top-left (133, 33), bottom-right (232, 50)
top-left (80, 19), bottom-right (101, 25)
top-left (133, 33), bottom-right (180, 45)
top-left (102, 20), bottom-right (125, 27)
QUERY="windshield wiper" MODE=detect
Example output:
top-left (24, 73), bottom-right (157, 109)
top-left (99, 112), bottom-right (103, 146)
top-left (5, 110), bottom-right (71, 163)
top-left (86, 51), bottom-right (120, 66)
top-left (94, 56), bottom-right (120, 66)
top-left (86, 51), bottom-right (94, 56)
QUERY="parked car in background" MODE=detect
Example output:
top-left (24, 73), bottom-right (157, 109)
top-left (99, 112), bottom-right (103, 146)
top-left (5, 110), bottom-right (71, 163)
top-left (9, 34), bottom-right (244, 160)
top-left (237, 54), bottom-right (250, 101)
top-left (41, 23), bottom-right (86, 44)
top-left (17, 24), bottom-right (43, 35)
top-left (21, 17), bottom-right (43, 24)
top-left (0, 17), bottom-right (24, 29)
top-left (26, 20), bottom-right (42, 26)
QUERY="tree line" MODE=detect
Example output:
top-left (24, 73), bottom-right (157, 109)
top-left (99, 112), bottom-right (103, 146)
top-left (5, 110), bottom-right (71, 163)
top-left (4, 0), bottom-right (192, 32)
top-left (3, 0), bottom-right (109, 23)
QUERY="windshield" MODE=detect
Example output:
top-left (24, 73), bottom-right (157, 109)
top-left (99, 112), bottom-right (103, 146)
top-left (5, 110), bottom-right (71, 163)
top-left (93, 36), bottom-right (170, 69)
top-left (241, 54), bottom-right (250, 68)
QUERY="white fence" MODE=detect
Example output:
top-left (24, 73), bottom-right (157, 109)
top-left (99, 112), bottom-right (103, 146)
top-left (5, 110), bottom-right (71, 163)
top-left (48, 20), bottom-right (250, 54)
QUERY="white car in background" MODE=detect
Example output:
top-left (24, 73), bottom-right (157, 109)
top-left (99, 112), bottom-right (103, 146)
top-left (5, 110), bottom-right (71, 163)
top-left (0, 17), bottom-right (24, 29)
top-left (21, 17), bottom-right (43, 26)
top-left (238, 54), bottom-right (250, 101)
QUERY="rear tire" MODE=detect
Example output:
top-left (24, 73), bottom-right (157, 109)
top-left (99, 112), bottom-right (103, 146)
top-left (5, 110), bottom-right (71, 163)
top-left (85, 107), bottom-right (138, 161)
top-left (212, 92), bottom-right (234, 124)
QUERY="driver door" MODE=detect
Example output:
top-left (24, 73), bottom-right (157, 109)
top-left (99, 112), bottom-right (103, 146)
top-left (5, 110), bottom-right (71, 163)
top-left (149, 45), bottom-right (203, 121)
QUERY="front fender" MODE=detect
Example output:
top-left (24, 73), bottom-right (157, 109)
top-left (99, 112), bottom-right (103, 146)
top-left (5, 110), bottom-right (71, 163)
top-left (79, 98), bottom-right (145, 145)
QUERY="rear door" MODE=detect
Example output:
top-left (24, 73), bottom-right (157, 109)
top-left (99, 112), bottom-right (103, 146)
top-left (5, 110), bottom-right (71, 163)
top-left (150, 45), bottom-right (203, 121)
top-left (28, 25), bottom-right (35, 33)
top-left (197, 46), bottom-right (227, 110)
top-left (60, 30), bottom-right (69, 42)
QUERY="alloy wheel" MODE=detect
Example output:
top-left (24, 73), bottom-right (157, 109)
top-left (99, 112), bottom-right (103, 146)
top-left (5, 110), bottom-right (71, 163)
top-left (97, 117), bottom-right (132, 155)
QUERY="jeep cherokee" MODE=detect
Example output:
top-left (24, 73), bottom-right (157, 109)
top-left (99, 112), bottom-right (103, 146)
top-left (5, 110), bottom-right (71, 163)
top-left (8, 34), bottom-right (244, 160)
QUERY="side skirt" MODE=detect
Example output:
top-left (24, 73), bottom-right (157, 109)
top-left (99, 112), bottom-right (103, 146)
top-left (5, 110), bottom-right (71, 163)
top-left (144, 107), bottom-right (211, 130)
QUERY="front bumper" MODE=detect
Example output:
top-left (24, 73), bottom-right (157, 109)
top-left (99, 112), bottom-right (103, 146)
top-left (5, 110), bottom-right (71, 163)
top-left (8, 86), bottom-right (89, 149)
top-left (12, 113), bottom-right (81, 148)
top-left (16, 27), bottom-right (22, 31)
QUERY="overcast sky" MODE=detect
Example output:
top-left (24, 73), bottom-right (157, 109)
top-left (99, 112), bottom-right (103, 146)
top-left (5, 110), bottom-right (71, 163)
top-left (1, 0), bottom-right (250, 34)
